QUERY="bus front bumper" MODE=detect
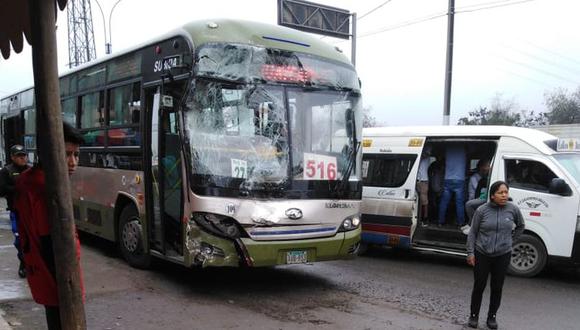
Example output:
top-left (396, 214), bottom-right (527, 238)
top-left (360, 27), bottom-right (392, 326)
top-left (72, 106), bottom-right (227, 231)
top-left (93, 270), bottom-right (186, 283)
top-left (191, 227), bottom-right (361, 267)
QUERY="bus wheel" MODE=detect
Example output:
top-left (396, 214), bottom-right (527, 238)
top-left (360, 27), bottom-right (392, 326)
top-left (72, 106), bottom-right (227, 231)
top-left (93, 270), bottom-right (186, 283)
top-left (118, 205), bottom-right (151, 269)
top-left (508, 234), bottom-right (547, 277)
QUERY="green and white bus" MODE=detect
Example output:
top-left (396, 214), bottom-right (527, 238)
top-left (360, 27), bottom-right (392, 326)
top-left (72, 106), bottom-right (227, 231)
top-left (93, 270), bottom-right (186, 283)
top-left (0, 19), bottom-right (362, 268)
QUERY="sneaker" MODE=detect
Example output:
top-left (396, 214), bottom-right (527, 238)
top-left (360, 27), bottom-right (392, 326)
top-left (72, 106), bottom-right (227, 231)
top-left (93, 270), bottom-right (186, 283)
top-left (468, 314), bottom-right (478, 328)
top-left (461, 224), bottom-right (471, 235)
top-left (420, 222), bottom-right (429, 227)
top-left (18, 261), bottom-right (26, 279)
top-left (487, 315), bottom-right (498, 329)
top-left (437, 223), bottom-right (443, 228)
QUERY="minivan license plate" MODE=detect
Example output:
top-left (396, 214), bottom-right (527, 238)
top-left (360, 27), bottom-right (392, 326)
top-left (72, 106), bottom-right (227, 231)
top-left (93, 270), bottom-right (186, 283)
top-left (286, 250), bottom-right (307, 264)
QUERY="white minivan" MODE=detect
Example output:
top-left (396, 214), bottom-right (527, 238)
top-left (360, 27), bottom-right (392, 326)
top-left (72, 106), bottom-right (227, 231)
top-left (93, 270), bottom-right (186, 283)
top-left (361, 126), bottom-right (580, 277)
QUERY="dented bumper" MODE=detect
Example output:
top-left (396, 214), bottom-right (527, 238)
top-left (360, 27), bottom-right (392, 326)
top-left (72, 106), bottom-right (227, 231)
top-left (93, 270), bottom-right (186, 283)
top-left (187, 226), bottom-right (361, 268)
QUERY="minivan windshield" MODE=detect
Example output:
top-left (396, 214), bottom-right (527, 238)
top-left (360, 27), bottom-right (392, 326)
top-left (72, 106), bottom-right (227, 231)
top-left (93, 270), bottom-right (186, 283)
top-left (554, 154), bottom-right (580, 186)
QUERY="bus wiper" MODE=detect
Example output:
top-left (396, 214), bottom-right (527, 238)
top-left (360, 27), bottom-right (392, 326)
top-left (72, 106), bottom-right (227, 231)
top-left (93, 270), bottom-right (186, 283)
top-left (334, 142), bottom-right (360, 197)
top-left (334, 108), bottom-right (359, 197)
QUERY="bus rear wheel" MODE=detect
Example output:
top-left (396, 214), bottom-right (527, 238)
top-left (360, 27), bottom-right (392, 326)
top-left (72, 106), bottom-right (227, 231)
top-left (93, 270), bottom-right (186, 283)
top-left (508, 234), bottom-right (547, 277)
top-left (118, 205), bottom-right (151, 269)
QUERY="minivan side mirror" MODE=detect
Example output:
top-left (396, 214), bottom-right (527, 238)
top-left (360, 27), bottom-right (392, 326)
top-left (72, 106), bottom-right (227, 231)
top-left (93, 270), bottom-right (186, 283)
top-left (548, 178), bottom-right (573, 196)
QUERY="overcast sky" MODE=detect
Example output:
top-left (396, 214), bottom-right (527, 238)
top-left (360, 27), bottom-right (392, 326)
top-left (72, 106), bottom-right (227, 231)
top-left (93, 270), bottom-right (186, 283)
top-left (1, 0), bottom-right (578, 126)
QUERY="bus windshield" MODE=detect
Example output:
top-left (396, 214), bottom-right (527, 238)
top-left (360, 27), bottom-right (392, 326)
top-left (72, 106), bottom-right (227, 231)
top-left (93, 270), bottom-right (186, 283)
top-left (554, 153), bottom-right (580, 187)
top-left (183, 79), bottom-right (361, 198)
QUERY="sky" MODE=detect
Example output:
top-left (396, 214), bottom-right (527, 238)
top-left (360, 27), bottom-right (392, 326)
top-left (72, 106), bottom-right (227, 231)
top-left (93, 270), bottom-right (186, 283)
top-left (1, 0), bottom-right (579, 126)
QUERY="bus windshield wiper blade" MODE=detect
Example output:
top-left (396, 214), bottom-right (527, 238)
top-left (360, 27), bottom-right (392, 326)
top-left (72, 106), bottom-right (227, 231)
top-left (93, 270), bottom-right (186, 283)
top-left (334, 142), bottom-right (360, 197)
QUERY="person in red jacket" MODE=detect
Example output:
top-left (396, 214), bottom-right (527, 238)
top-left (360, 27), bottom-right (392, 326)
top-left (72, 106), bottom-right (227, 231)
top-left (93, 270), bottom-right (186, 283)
top-left (15, 122), bottom-right (84, 330)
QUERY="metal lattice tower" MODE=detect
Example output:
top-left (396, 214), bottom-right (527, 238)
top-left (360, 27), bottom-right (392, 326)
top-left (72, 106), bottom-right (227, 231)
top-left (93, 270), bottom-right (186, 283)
top-left (67, 0), bottom-right (97, 68)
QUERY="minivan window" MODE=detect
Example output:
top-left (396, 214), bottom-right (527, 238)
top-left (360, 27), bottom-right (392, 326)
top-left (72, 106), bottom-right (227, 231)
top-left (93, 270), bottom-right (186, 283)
top-left (554, 154), bottom-right (580, 186)
top-left (505, 159), bottom-right (557, 192)
top-left (363, 154), bottom-right (417, 187)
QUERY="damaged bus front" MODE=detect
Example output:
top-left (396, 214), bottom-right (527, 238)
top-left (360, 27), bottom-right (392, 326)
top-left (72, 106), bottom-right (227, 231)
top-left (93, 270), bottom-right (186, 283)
top-left (182, 41), bottom-right (363, 267)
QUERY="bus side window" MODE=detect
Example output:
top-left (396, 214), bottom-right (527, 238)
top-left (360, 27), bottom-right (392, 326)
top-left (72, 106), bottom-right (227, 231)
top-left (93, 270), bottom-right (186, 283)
top-left (80, 91), bottom-right (104, 129)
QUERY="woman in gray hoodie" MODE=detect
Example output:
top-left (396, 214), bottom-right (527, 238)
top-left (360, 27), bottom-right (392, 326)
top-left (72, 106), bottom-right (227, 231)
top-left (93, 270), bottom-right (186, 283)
top-left (466, 180), bottom-right (525, 329)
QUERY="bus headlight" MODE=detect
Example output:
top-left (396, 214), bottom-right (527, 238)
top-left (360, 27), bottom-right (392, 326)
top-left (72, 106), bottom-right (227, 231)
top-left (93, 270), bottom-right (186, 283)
top-left (339, 215), bottom-right (361, 232)
top-left (191, 212), bottom-right (244, 239)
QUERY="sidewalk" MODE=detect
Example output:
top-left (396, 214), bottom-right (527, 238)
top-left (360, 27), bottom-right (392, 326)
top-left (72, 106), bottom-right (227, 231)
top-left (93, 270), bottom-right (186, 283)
top-left (0, 313), bottom-right (10, 330)
top-left (1, 197), bottom-right (17, 329)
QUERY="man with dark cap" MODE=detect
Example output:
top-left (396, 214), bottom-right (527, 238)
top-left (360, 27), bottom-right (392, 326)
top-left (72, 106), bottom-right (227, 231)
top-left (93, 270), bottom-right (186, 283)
top-left (0, 145), bottom-right (30, 278)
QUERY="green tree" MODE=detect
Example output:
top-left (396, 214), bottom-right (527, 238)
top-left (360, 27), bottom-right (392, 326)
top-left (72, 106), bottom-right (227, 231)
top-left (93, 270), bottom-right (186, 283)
top-left (458, 94), bottom-right (547, 127)
top-left (458, 95), bottom-right (520, 125)
top-left (544, 87), bottom-right (580, 124)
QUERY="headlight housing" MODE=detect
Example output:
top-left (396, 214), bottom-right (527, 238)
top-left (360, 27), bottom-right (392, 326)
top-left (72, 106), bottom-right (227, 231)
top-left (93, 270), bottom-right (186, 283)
top-left (191, 212), bottom-right (245, 239)
top-left (339, 215), bottom-right (361, 232)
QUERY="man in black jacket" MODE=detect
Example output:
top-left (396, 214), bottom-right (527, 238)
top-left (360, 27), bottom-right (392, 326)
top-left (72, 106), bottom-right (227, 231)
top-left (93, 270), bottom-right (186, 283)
top-left (0, 145), bottom-right (30, 278)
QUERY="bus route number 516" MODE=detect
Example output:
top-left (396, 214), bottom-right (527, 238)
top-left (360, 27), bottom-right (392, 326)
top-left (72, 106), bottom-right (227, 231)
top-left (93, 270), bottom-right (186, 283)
top-left (303, 153), bottom-right (337, 180)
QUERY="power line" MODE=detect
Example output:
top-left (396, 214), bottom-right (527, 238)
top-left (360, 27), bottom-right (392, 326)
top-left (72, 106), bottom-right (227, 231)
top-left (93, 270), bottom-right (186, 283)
top-left (358, 0), bottom-right (394, 20)
top-left (494, 66), bottom-right (552, 87)
top-left (499, 42), bottom-right (580, 76)
top-left (319, 0), bottom-right (394, 40)
top-left (494, 53), bottom-right (578, 85)
top-left (455, 0), bottom-right (536, 14)
top-left (353, 0), bottom-right (537, 40)
top-left (357, 11), bottom-right (447, 39)
top-left (457, 0), bottom-right (519, 10)
top-left (521, 40), bottom-right (580, 68)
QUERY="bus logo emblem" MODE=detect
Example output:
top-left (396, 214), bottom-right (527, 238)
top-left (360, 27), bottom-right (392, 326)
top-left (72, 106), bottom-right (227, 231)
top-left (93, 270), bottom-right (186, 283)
top-left (285, 208), bottom-right (303, 220)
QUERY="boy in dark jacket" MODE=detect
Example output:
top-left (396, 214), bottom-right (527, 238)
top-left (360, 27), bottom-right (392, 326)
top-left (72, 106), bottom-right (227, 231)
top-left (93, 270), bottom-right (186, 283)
top-left (15, 123), bottom-right (84, 330)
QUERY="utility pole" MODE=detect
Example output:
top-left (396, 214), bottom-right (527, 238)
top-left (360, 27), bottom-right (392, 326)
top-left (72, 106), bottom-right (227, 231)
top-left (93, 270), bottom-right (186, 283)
top-left (29, 0), bottom-right (87, 329)
top-left (351, 12), bottom-right (357, 67)
top-left (442, 0), bottom-right (455, 125)
top-left (67, 0), bottom-right (97, 68)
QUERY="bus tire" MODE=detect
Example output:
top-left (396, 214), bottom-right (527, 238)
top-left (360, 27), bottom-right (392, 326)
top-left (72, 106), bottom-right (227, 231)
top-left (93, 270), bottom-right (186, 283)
top-left (118, 205), bottom-right (151, 269)
top-left (508, 234), bottom-right (547, 277)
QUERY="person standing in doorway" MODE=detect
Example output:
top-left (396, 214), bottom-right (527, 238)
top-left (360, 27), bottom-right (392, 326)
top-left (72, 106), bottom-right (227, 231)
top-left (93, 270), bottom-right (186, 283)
top-left (462, 159), bottom-right (491, 234)
top-left (438, 143), bottom-right (466, 227)
top-left (466, 180), bottom-right (525, 329)
top-left (15, 123), bottom-right (84, 330)
top-left (0, 145), bottom-right (30, 278)
top-left (416, 146), bottom-right (431, 226)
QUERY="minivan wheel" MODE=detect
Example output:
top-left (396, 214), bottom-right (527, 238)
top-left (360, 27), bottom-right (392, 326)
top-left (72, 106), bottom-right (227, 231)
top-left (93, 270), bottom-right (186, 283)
top-left (508, 234), bottom-right (547, 277)
top-left (118, 205), bottom-right (151, 269)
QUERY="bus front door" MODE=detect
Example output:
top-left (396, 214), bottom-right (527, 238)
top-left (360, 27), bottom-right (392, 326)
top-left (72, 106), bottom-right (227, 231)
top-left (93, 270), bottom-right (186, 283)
top-left (147, 87), bottom-right (185, 258)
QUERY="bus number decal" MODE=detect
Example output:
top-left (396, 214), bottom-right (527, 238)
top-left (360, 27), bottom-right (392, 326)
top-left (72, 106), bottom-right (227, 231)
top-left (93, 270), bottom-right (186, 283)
top-left (153, 55), bottom-right (181, 73)
top-left (303, 153), bottom-right (337, 180)
top-left (231, 158), bottom-right (248, 179)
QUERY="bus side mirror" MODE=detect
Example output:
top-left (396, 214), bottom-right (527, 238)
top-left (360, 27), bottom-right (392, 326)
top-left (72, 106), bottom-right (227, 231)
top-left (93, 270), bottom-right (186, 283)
top-left (548, 178), bottom-right (572, 196)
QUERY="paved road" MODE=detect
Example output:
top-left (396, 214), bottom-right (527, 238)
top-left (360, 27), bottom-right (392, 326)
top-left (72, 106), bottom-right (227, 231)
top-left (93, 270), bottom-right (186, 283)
top-left (0, 217), bottom-right (579, 329)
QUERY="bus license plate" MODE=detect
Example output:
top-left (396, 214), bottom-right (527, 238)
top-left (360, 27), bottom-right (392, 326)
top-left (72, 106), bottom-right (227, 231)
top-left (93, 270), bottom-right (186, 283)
top-left (286, 250), bottom-right (308, 264)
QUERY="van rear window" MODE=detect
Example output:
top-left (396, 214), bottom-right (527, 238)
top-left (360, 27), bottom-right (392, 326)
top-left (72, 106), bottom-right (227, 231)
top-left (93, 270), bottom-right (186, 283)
top-left (362, 154), bottom-right (417, 187)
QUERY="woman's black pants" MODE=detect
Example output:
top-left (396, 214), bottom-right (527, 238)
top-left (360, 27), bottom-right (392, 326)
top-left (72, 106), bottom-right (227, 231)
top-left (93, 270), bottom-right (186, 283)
top-left (470, 250), bottom-right (511, 317)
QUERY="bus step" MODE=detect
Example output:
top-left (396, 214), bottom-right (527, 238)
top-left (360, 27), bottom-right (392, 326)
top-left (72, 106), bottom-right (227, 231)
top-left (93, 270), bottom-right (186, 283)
top-left (413, 239), bottom-right (466, 252)
top-left (414, 225), bottom-right (467, 244)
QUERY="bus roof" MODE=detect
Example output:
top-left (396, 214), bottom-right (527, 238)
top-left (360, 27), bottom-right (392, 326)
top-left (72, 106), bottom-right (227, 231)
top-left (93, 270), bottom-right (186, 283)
top-left (364, 125), bottom-right (560, 153)
top-left (182, 19), bottom-right (351, 65)
top-left (59, 18), bottom-right (351, 77)
top-left (1, 19), bottom-right (352, 100)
